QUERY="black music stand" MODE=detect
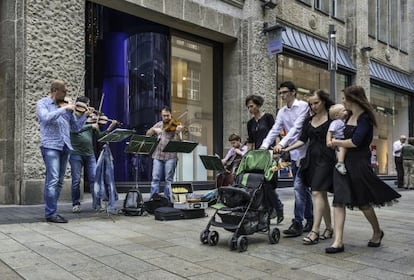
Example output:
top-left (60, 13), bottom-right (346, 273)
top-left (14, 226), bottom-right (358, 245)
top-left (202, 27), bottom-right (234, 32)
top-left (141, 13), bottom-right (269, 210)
top-left (199, 155), bottom-right (226, 173)
top-left (124, 135), bottom-right (160, 205)
top-left (162, 140), bottom-right (198, 153)
top-left (125, 135), bottom-right (160, 155)
top-left (98, 128), bottom-right (135, 143)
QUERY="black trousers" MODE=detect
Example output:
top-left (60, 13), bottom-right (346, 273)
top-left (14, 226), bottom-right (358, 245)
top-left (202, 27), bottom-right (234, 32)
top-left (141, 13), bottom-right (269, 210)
top-left (395, 156), bottom-right (404, 187)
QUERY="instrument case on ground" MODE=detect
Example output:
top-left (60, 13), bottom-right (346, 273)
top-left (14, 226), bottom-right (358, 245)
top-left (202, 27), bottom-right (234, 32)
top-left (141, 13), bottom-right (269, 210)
top-left (154, 207), bottom-right (184, 221)
top-left (154, 207), bottom-right (206, 221)
top-left (173, 201), bottom-right (208, 210)
top-left (182, 209), bottom-right (207, 219)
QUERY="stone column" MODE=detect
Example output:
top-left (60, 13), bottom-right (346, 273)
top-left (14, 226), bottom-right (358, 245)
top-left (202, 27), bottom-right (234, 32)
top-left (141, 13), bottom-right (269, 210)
top-left (20, 0), bottom-right (85, 204)
top-left (408, 0), bottom-right (414, 75)
top-left (351, 0), bottom-right (371, 97)
top-left (226, 0), bottom-right (277, 143)
top-left (0, 0), bottom-right (25, 204)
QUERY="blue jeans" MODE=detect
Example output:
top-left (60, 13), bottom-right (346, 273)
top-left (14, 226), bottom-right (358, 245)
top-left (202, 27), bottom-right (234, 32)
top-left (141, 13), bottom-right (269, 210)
top-left (40, 146), bottom-right (71, 218)
top-left (69, 154), bottom-right (96, 206)
top-left (150, 158), bottom-right (177, 201)
top-left (93, 145), bottom-right (118, 211)
top-left (291, 160), bottom-right (313, 225)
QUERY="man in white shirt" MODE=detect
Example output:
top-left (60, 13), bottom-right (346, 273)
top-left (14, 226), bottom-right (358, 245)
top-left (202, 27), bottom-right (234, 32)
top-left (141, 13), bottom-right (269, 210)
top-left (261, 81), bottom-right (313, 237)
top-left (393, 135), bottom-right (407, 188)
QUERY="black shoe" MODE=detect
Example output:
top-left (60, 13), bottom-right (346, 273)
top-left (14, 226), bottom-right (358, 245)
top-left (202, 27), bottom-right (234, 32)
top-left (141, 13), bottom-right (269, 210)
top-left (46, 214), bottom-right (68, 223)
top-left (270, 209), bottom-right (277, 219)
top-left (325, 245), bottom-right (344, 254)
top-left (283, 220), bottom-right (303, 237)
top-left (276, 208), bottom-right (284, 224)
top-left (367, 230), bottom-right (384, 247)
top-left (277, 215), bottom-right (284, 225)
top-left (303, 220), bottom-right (313, 233)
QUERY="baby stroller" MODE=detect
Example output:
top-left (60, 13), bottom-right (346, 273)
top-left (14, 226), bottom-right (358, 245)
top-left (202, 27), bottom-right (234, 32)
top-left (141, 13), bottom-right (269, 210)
top-left (200, 150), bottom-right (281, 252)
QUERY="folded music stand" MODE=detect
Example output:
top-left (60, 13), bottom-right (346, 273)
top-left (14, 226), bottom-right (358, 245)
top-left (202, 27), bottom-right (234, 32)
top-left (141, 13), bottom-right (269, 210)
top-left (199, 155), bottom-right (226, 173)
top-left (162, 140), bottom-right (198, 153)
top-left (125, 135), bottom-right (160, 155)
top-left (98, 128), bottom-right (135, 143)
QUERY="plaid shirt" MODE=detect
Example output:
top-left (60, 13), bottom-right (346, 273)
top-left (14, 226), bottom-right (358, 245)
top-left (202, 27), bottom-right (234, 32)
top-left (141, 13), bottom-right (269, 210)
top-left (150, 121), bottom-right (178, 161)
top-left (36, 96), bottom-right (87, 150)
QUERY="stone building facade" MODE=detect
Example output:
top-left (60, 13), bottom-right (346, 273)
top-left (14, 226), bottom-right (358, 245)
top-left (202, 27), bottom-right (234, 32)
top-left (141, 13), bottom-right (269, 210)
top-left (1, 0), bottom-right (413, 204)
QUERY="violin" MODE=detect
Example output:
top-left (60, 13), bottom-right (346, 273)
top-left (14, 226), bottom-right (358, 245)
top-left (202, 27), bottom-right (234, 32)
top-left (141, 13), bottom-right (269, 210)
top-left (163, 118), bottom-right (182, 132)
top-left (57, 99), bottom-right (69, 107)
top-left (86, 113), bottom-right (122, 126)
top-left (56, 98), bottom-right (92, 114)
top-left (74, 102), bottom-right (94, 114)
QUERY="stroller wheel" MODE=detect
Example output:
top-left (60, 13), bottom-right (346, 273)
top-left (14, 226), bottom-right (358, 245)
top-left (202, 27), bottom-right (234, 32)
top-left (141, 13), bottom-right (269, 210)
top-left (200, 229), bottom-right (210, 244)
top-left (228, 235), bottom-right (237, 251)
top-left (269, 227), bottom-right (280, 244)
top-left (208, 231), bottom-right (219, 246)
top-left (237, 236), bottom-right (248, 252)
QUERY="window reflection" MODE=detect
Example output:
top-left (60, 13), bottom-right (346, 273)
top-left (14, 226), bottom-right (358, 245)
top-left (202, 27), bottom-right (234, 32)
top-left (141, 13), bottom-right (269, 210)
top-left (171, 36), bottom-right (214, 181)
top-left (277, 54), bottom-right (349, 103)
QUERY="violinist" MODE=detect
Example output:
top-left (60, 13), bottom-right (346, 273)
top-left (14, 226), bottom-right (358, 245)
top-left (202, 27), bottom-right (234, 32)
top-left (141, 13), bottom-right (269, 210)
top-left (146, 106), bottom-right (183, 202)
top-left (36, 80), bottom-right (91, 223)
top-left (217, 133), bottom-right (248, 187)
top-left (69, 96), bottom-right (120, 213)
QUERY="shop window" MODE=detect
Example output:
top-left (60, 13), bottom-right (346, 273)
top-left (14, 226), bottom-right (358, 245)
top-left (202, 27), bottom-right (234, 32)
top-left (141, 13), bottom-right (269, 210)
top-left (378, 0), bottom-right (389, 43)
top-left (315, 0), bottom-right (329, 14)
top-left (171, 36), bottom-right (214, 181)
top-left (331, 0), bottom-right (345, 20)
top-left (389, 1), bottom-right (400, 48)
top-left (400, 0), bottom-right (408, 51)
top-left (373, 0), bottom-right (407, 50)
top-left (371, 84), bottom-right (409, 175)
top-left (368, 0), bottom-right (377, 37)
top-left (277, 55), bottom-right (350, 104)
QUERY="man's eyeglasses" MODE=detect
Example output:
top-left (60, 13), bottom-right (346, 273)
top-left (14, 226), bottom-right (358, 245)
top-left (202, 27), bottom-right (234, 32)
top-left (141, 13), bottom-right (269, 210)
top-left (278, 90), bottom-right (290, 95)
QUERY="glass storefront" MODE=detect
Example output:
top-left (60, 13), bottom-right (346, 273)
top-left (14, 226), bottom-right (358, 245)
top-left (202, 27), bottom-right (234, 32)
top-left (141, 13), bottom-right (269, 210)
top-left (277, 54), bottom-right (350, 104)
top-left (276, 53), bottom-right (410, 176)
top-left (370, 84), bottom-right (410, 175)
top-left (170, 36), bottom-right (214, 181)
top-left (86, 3), bottom-right (216, 183)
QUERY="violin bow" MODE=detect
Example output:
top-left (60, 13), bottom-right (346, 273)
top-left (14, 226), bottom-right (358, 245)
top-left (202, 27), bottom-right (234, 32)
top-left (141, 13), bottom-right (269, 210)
top-left (176, 110), bottom-right (188, 140)
top-left (74, 71), bottom-right (86, 101)
top-left (176, 110), bottom-right (188, 121)
top-left (95, 93), bottom-right (105, 124)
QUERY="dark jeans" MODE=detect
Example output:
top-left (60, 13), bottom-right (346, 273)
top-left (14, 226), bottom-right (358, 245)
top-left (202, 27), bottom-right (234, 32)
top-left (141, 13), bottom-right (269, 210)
top-left (69, 154), bottom-right (96, 206)
top-left (291, 160), bottom-right (313, 224)
top-left (395, 156), bottom-right (404, 187)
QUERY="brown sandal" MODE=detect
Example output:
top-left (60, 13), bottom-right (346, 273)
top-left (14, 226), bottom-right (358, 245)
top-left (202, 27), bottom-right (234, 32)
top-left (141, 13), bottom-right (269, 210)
top-left (320, 228), bottom-right (333, 240)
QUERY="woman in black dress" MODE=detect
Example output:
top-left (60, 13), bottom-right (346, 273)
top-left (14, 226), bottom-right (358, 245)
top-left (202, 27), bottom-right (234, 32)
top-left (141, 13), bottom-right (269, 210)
top-left (245, 94), bottom-right (283, 224)
top-left (283, 90), bottom-right (336, 245)
top-left (246, 95), bottom-right (275, 150)
top-left (326, 85), bottom-right (401, 254)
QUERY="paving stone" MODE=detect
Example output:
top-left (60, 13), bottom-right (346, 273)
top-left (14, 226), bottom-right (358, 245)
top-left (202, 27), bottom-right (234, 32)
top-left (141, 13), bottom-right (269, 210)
top-left (0, 183), bottom-right (412, 279)
top-left (145, 255), bottom-right (213, 277)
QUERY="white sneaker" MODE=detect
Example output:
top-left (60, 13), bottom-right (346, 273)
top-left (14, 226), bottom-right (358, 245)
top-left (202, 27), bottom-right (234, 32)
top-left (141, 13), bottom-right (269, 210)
top-left (72, 205), bottom-right (81, 213)
top-left (335, 162), bottom-right (347, 175)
